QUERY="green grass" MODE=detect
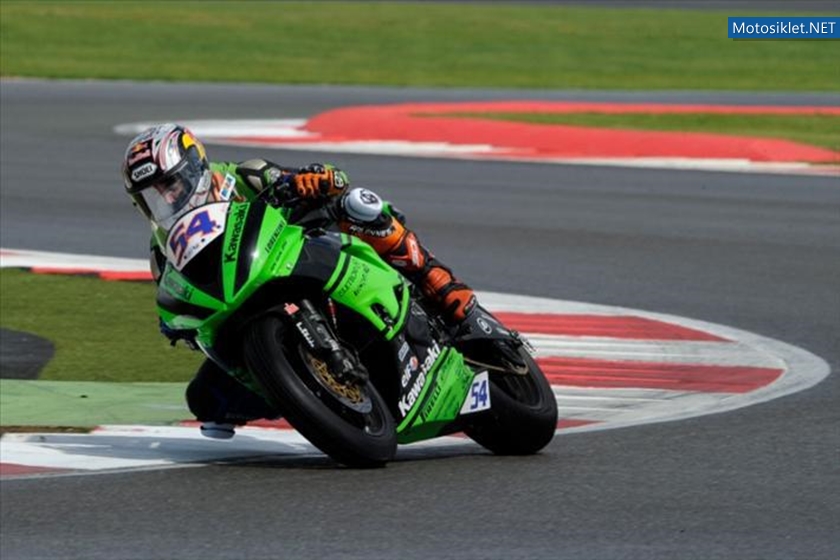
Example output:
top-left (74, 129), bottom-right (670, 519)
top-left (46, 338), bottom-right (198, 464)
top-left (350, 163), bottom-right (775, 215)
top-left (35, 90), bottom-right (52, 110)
top-left (1, 1), bottom-right (838, 91)
top-left (0, 269), bottom-right (201, 382)
top-left (437, 112), bottom-right (840, 151)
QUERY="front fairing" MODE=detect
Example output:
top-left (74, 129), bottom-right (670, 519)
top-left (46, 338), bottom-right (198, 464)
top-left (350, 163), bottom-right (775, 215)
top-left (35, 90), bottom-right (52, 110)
top-left (156, 201), bottom-right (304, 346)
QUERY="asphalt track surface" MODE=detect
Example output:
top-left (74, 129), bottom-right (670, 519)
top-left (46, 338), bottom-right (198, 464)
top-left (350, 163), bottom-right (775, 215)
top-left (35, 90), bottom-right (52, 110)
top-left (1, 80), bottom-right (839, 559)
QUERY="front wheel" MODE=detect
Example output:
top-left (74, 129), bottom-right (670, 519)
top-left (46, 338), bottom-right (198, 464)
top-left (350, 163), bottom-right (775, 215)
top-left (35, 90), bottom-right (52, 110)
top-left (244, 315), bottom-right (397, 467)
top-left (464, 349), bottom-right (558, 455)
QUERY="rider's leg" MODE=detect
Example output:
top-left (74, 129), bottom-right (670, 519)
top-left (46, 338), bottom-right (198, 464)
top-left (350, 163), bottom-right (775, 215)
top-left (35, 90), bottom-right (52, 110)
top-left (338, 188), bottom-right (476, 323)
top-left (186, 359), bottom-right (280, 438)
top-left (338, 188), bottom-right (528, 372)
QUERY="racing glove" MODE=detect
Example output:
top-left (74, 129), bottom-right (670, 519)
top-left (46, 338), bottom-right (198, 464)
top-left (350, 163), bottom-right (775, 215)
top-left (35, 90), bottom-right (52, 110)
top-left (294, 164), bottom-right (349, 198)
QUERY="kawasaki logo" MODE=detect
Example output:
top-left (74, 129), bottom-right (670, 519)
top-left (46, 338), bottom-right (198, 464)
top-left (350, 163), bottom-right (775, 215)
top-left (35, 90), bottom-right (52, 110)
top-left (224, 204), bottom-right (248, 263)
top-left (398, 341), bottom-right (441, 417)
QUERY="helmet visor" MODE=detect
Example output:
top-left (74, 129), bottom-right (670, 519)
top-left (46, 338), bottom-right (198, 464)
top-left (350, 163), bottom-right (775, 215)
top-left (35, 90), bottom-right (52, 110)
top-left (138, 149), bottom-right (208, 231)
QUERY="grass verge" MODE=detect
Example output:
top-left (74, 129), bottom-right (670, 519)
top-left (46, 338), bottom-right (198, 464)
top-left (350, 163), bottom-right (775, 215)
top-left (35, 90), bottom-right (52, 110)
top-left (0, 379), bottom-right (189, 427)
top-left (436, 112), bottom-right (840, 151)
top-left (1, 2), bottom-right (838, 91)
top-left (0, 269), bottom-right (201, 382)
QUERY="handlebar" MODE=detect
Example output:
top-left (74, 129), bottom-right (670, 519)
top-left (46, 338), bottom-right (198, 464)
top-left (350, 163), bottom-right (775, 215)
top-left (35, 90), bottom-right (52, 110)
top-left (258, 174), bottom-right (341, 230)
top-left (258, 174), bottom-right (300, 207)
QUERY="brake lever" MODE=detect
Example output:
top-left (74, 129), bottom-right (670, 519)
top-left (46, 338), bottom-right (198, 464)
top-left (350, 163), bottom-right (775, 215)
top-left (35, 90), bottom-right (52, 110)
top-left (260, 176), bottom-right (343, 231)
top-left (259, 175), bottom-right (300, 208)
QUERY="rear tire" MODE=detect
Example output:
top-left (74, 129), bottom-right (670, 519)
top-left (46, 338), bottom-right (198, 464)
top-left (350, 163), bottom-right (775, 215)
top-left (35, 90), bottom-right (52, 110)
top-left (244, 315), bottom-right (397, 467)
top-left (464, 349), bottom-right (557, 455)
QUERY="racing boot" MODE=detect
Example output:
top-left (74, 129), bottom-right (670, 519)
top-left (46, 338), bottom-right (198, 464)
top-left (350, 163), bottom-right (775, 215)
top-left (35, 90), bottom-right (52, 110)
top-left (451, 304), bottom-right (531, 375)
top-left (416, 260), bottom-right (477, 324)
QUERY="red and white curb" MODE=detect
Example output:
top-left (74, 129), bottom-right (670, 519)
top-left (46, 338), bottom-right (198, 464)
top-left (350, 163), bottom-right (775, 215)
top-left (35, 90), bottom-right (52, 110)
top-left (114, 104), bottom-right (840, 176)
top-left (1, 249), bottom-right (830, 478)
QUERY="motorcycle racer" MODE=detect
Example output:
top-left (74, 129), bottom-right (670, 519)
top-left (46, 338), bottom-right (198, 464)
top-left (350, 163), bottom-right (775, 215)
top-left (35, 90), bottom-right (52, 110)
top-left (122, 123), bottom-right (480, 438)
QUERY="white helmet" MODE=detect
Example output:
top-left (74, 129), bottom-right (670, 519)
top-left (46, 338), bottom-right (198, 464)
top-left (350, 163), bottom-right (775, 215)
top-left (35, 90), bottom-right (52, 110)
top-left (122, 123), bottom-right (213, 231)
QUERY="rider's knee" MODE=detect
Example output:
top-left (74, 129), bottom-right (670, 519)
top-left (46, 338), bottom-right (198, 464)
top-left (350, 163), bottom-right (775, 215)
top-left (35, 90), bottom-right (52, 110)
top-left (185, 361), bottom-right (230, 421)
top-left (342, 188), bottom-right (386, 224)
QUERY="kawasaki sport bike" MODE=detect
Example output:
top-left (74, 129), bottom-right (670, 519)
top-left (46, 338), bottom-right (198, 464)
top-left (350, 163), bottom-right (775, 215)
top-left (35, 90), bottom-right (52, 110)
top-left (157, 186), bottom-right (557, 467)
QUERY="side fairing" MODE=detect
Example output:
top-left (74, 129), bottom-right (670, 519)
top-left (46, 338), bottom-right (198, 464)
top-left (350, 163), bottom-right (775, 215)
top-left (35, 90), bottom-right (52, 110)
top-left (324, 234), bottom-right (410, 340)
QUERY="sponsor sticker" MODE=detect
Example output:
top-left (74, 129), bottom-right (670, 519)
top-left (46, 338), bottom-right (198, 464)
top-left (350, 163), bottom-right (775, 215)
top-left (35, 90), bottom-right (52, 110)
top-left (131, 162), bottom-right (157, 182)
top-left (218, 173), bottom-right (237, 201)
top-left (127, 146), bottom-right (151, 166)
top-left (398, 341), bottom-right (410, 362)
top-left (398, 342), bottom-right (441, 416)
top-left (359, 189), bottom-right (379, 205)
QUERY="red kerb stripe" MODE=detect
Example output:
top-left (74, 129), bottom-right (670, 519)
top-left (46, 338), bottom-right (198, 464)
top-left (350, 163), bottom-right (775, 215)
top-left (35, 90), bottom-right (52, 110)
top-left (29, 268), bottom-right (153, 282)
top-left (180, 419), bottom-right (296, 430)
top-left (0, 463), bottom-right (71, 476)
top-left (539, 357), bottom-right (782, 393)
top-left (31, 267), bottom-right (102, 276)
top-left (557, 419), bottom-right (600, 430)
top-left (100, 271), bottom-right (153, 281)
top-left (495, 313), bottom-right (728, 341)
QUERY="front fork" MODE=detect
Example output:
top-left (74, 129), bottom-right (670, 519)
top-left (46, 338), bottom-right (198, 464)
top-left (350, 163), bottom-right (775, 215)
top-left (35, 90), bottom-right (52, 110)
top-left (281, 299), bottom-right (369, 383)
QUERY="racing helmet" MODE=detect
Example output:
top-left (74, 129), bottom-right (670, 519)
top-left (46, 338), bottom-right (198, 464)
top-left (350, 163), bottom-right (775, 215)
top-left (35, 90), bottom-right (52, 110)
top-left (122, 123), bottom-right (213, 232)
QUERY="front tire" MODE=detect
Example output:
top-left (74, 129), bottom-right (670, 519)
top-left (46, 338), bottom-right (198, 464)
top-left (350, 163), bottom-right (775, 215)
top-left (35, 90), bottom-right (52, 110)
top-left (244, 315), bottom-right (397, 467)
top-left (464, 349), bottom-right (558, 455)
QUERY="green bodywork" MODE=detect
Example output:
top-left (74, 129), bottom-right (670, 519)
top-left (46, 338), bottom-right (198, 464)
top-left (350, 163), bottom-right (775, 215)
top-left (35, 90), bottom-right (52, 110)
top-left (395, 346), bottom-right (475, 444)
top-left (156, 200), bottom-right (478, 443)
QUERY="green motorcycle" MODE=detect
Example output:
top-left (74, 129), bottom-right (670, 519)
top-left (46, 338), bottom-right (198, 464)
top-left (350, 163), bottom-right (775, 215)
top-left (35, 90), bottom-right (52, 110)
top-left (157, 186), bottom-right (557, 467)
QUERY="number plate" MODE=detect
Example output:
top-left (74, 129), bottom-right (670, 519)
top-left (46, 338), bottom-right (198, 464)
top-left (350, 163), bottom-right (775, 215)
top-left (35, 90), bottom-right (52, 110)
top-left (165, 204), bottom-right (228, 270)
top-left (460, 371), bottom-right (491, 415)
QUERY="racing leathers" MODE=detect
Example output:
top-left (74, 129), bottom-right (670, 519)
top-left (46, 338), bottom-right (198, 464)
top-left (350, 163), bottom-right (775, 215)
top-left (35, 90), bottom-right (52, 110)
top-left (151, 159), bottom-right (477, 429)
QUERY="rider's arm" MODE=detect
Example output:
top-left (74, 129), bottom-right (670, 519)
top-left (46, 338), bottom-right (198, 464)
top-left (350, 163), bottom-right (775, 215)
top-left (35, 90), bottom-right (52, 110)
top-left (150, 237), bottom-right (166, 284)
top-left (214, 159), bottom-right (411, 223)
top-left (382, 201), bottom-right (407, 225)
top-left (212, 160), bottom-right (349, 199)
top-left (211, 160), bottom-right (296, 201)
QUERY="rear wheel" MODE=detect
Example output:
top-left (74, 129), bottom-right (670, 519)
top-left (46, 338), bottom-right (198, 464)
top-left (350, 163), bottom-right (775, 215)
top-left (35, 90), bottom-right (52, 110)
top-left (244, 315), bottom-right (396, 467)
top-left (464, 349), bottom-right (557, 455)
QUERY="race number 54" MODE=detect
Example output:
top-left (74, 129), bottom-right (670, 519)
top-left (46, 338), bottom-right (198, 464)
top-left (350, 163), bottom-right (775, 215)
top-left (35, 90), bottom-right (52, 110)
top-left (461, 371), bottom-right (491, 414)
top-left (169, 210), bottom-right (218, 263)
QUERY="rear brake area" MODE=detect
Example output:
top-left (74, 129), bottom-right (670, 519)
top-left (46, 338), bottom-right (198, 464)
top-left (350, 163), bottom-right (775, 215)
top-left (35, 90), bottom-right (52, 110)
top-left (451, 305), bottom-right (532, 375)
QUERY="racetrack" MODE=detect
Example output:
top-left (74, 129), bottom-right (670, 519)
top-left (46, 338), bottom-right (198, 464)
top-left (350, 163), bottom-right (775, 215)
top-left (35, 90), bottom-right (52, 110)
top-left (1, 80), bottom-right (839, 559)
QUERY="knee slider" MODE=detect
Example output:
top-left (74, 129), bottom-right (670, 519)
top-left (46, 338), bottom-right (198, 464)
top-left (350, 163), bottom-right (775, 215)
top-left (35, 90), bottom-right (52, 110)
top-left (343, 188), bottom-right (384, 224)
